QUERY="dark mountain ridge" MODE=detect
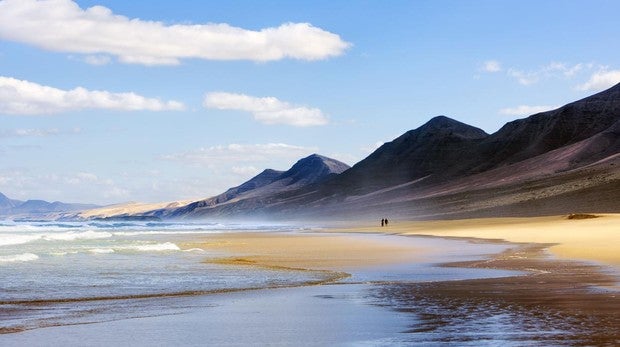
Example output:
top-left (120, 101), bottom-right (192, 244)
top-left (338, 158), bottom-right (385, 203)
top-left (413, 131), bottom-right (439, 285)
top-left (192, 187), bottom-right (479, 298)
top-left (322, 116), bottom-right (489, 194)
top-left (475, 82), bottom-right (620, 172)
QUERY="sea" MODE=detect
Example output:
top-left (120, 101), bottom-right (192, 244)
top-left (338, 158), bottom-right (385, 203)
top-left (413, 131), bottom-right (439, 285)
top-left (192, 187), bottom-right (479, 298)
top-left (0, 220), bottom-right (519, 343)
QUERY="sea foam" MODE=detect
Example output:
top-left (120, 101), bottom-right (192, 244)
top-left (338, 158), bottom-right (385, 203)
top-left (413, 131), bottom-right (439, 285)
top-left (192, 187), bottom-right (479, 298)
top-left (0, 230), bottom-right (112, 247)
top-left (42, 230), bottom-right (113, 241)
top-left (0, 253), bottom-right (39, 263)
top-left (126, 242), bottom-right (181, 252)
top-left (0, 234), bottom-right (40, 246)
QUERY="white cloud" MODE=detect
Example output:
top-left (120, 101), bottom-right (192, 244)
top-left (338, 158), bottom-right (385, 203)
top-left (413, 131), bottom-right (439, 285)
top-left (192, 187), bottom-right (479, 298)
top-left (507, 68), bottom-right (540, 86)
top-left (507, 62), bottom-right (587, 86)
top-left (0, 76), bottom-right (185, 115)
top-left (0, 0), bottom-right (350, 65)
top-left (577, 69), bottom-right (620, 92)
top-left (499, 105), bottom-right (558, 117)
top-left (83, 55), bottom-right (111, 66)
top-left (204, 92), bottom-right (328, 127)
top-left (482, 60), bottom-right (501, 73)
top-left (231, 166), bottom-right (260, 176)
top-left (162, 143), bottom-right (317, 167)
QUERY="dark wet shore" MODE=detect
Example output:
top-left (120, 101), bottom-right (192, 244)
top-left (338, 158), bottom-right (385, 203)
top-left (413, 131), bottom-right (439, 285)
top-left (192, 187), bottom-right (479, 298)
top-left (372, 243), bottom-right (620, 346)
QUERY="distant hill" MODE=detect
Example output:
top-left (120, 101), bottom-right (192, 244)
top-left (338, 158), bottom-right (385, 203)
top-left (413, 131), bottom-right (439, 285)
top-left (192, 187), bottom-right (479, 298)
top-left (0, 193), bottom-right (99, 219)
top-left (0, 192), bottom-right (22, 213)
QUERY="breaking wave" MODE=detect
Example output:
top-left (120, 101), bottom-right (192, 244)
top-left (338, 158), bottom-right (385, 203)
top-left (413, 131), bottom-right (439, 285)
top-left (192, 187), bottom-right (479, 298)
top-left (0, 253), bottom-right (39, 263)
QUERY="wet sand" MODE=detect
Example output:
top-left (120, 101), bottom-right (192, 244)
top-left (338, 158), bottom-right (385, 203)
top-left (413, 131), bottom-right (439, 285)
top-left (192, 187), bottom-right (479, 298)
top-left (330, 214), bottom-right (620, 345)
top-left (373, 243), bottom-right (620, 345)
top-left (181, 231), bottom-right (432, 271)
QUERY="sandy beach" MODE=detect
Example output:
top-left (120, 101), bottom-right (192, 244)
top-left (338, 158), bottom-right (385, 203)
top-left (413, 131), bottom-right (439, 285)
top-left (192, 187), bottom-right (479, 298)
top-left (329, 213), bottom-right (620, 267)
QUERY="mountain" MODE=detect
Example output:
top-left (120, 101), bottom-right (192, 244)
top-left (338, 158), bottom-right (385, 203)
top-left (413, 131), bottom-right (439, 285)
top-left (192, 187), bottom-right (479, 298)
top-left (474, 82), bottom-right (620, 172)
top-left (159, 154), bottom-right (350, 219)
top-left (0, 192), bottom-right (99, 219)
top-left (79, 82), bottom-right (620, 221)
top-left (320, 116), bottom-right (489, 194)
top-left (0, 192), bottom-right (22, 213)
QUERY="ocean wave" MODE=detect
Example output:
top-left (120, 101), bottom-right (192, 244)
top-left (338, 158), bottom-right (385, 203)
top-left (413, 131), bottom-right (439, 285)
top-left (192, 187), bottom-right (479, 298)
top-left (89, 248), bottom-right (115, 254)
top-left (0, 234), bottom-right (40, 246)
top-left (124, 242), bottom-right (181, 252)
top-left (0, 253), bottom-right (39, 263)
top-left (41, 230), bottom-right (113, 241)
top-left (0, 230), bottom-right (113, 247)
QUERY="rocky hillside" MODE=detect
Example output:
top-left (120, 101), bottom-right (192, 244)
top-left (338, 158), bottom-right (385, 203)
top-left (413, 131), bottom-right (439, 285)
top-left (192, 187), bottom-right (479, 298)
top-left (74, 82), bottom-right (620, 221)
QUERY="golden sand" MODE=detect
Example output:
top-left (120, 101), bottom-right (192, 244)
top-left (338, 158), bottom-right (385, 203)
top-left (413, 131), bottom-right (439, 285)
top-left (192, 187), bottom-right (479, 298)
top-left (329, 214), bottom-right (620, 267)
top-left (182, 232), bottom-right (429, 271)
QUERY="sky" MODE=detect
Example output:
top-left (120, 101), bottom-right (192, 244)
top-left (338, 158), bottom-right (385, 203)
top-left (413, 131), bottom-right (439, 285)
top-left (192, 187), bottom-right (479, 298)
top-left (1, 0), bottom-right (620, 205)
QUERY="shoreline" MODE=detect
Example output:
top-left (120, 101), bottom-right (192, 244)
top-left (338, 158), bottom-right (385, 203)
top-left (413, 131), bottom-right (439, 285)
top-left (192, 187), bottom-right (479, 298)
top-left (321, 215), bottom-right (620, 344)
top-left (371, 241), bottom-right (620, 345)
top-left (2, 215), bottom-right (619, 345)
top-left (324, 213), bottom-right (620, 268)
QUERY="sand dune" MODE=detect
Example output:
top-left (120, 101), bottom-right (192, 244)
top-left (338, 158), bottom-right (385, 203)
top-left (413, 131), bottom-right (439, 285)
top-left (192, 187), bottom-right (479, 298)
top-left (77, 200), bottom-right (193, 219)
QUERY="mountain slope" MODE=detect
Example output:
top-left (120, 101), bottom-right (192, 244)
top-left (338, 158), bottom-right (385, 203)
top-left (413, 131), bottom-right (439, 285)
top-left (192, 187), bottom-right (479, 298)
top-left (475, 82), bottom-right (620, 171)
top-left (0, 192), bottom-right (22, 212)
top-left (163, 154), bottom-right (350, 219)
top-left (319, 116), bottom-right (488, 195)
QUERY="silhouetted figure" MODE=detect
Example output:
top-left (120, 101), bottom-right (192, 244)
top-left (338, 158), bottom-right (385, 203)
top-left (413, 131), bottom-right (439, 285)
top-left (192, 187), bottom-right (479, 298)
top-left (381, 218), bottom-right (385, 227)
top-left (385, 218), bottom-right (389, 226)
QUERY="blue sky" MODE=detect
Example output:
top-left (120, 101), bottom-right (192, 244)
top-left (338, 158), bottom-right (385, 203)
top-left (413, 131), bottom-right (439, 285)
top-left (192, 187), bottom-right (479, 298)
top-left (1, 0), bottom-right (619, 204)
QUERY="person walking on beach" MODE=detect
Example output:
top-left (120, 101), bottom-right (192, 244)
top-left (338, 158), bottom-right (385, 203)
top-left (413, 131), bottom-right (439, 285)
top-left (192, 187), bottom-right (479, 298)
top-left (381, 218), bottom-right (385, 227)
top-left (384, 218), bottom-right (389, 226)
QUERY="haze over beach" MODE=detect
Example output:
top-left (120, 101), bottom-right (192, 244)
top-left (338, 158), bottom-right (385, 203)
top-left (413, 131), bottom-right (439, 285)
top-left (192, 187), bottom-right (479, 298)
top-left (1, 0), bottom-right (619, 346)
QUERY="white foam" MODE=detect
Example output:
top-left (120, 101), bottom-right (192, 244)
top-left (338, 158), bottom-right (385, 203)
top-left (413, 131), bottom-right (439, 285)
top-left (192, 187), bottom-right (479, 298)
top-left (89, 248), bottom-right (115, 254)
top-left (0, 234), bottom-right (40, 246)
top-left (0, 230), bottom-right (113, 247)
top-left (127, 242), bottom-right (181, 252)
top-left (0, 253), bottom-right (39, 263)
top-left (182, 248), bottom-right (204, 252)
top-left (42, 230), bottom-right (113, 241)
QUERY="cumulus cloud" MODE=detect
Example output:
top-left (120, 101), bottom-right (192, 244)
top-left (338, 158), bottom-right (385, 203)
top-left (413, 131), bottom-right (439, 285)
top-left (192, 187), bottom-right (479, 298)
top-left (482, 60), bottom-right (502, 73)
top-left (204, 92), bottom-right (328, 127)
top-left (162, 143), bottom-right (317, 166)
top-left (0, 0), bottom-right (350, 65)
top-left (499, 105), bottom-right (558, 117)
top-left (577, 69), bottom-right (620, 92)
top-left (0, 76), bottom-right (185, 115)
